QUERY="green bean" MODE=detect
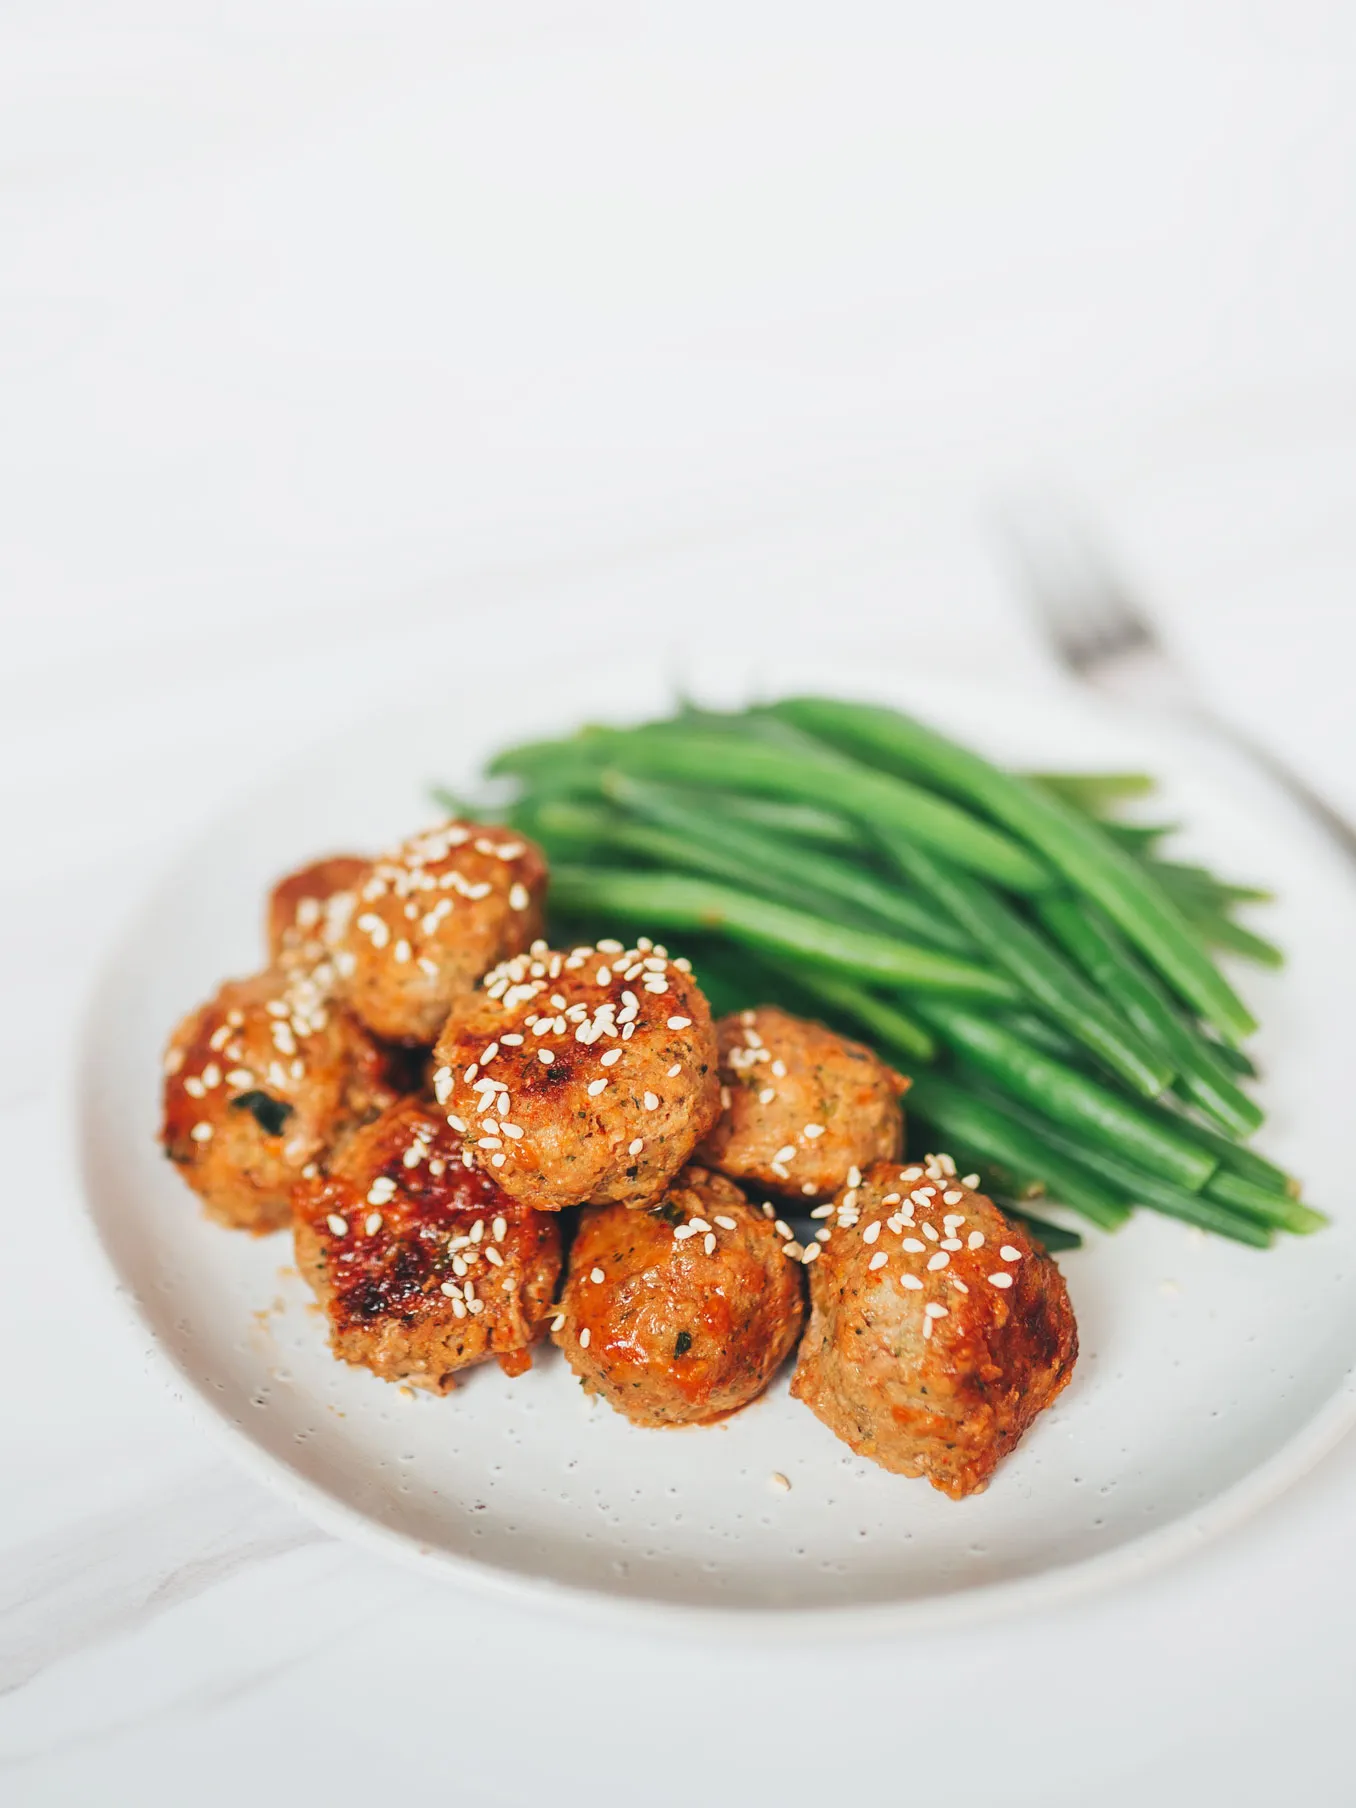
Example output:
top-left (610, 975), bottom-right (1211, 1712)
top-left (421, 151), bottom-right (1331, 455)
top-left (1035, 894), bottom-right (1261, 1135)
top-left (581, 732), bottom-right (1052, 893)
top-left (996, 1205), bottom-right (1084, 1253)
top-left (547, 868), bottom-right (1020, 999)
top-left (702, 792), bottom-right (858, 848)
top-left (603, 774), bottom-right (974, 953)
top-left (770, 697), bottom-right (1257, 1043)
top-left (907, 1074), bottom-right (1131, 1230)
top-left (881, 839), bottom-right (1172, 1096)
top-left (1183, 910), bottom-right (1285, 970)
top-left (759, 959), bottom-right (936, 1062)
top-left (1149, 1111), bottom-right (1294, 1196)
top-left (1204, 1169), bottom-right (1326, 1234)
top-left (1028, 772), bottom-right (1157, 808)
top-left (908, 1001), bottom-right (1217, 1191)
top-left (1024, 1115), bottom-right (1272, 1247)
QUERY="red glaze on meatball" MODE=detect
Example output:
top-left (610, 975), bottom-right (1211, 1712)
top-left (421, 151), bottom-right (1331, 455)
top-left (791, 1155), bottom-right (1078, 1497)
top-left (161, 966), bottom-right (401, 1234)
top-left (433, 936), bottom-right (720, 1212)
top-left (699, 1006), bottom-right (908, 1202)
top-left (292, 1095), bottom-right (562, 1392)
top-left (331, 820), bottom-right (548, 1044)
top-left (552, 1166), bottom-right (805, 1426)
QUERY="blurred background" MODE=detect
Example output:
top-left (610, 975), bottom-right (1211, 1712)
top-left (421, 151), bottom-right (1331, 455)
top-left (4, 5), bottom-right (1356, 1801)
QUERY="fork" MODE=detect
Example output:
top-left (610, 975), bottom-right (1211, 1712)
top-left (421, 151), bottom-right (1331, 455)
top-left (1001, 505), bottom-right (1356, 861)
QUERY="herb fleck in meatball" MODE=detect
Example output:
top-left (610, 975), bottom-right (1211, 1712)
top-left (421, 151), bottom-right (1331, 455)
top-left (791, 1155), bottom-right (1077, 1497)
top-left (699, 1007), bottom-right (908, 1202)
top-left (433, 936), bottom-right (720, 1212)
top-left (293, 1096), bottom-right (562, 1392)
top-left (331, 820), bottom-right (547, 1044)
top-left (552, 1167), bottom-right (804, 1426)
top-left (161, 967), bottom-right (400, 1234)
top-left (267, 854), bottom-right (367, 971)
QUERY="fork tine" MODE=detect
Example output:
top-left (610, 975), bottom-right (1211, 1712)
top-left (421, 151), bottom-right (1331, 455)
top-left (994, 502), bottom-right (1160, 677)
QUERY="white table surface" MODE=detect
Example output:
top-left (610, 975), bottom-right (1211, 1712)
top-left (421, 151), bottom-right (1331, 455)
top-left (5, 6), bottom-right (1356, 1802)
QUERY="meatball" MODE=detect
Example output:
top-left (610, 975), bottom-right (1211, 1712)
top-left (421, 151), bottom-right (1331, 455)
top-left (161, 966), bottom-right (401, 1234)
top-left (790, 1156), bottom-right (1077, 1497)
top-left (292, 1096), bottom-right (562, 1392)
top-left (699, 1007), bottom-right (907, 1202)
top-left (330, 820), bottom-right (547, 1044)
top-left (433, 936), bottom-right (720, 1212)
top-left (552, 1166), bottom-right (804, 1426)
top-left (267, 854), bottom-right (367, 971)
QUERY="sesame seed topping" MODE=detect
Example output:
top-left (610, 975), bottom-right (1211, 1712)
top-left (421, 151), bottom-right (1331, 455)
top-left (962, 1173), bottom-right (980, 1188)
top-left (667, 1063), bottom-right (681, 1077)
top-left (863, 1222), bottom-right (881, 1245)
top-left (713, 1215), bottom-right (737, 1230)
top-left (941, 1237), bottom-right (962, 1251)
top-left (590, 1266), bottom-right (605, 1283)
top-left (902, 1237), bottom-right (925, 1253)
top-left (968, 1231), bottom-right (986, 1249)
top-left (922, 1223), bottom-right (939, 1242)
top-left (493, 1216), bottom-right (507, 1241)
top-left (579, 1328), bottom-right (591, 1348)
top-left (868, 1251), bottom-right (888, 1270)
top-left (484, 1247), bottom-right (504, 1267)
top-left (901, 1273), bottom-right (923, 1291)
top-left (367, 1176), bottom-right (397, 1205)
top-left (326, 1213), bottom-right (348, 1236)
top-left (509, 883), bottom-right (530, 910)
top-left (446, 1114), bottom-right (467, 1133)
top-left (552, 1313), bottom-right (566, 1331)
top-left (189, 1120), bottom-right (213, 1141)
top-left (774, 1144), bottom-right (796, 1165)
top-left (925, 1303), bottom-right (948, 1319)
top-left (927, 1251), bottom-right (950, 1271)
top-left (943, 1189), bottom-right (963, 1205)
top-left (809, 1203), bottom-right (833, 1219)
top-left (804, 1123), bottom-right (825, 1139)
top-left (183, 1076), bottom-right (206, 1098)
top-left (782, 1240), bottom-right (803, 1259)
top-left (667, 1016), bottom-right (691, 1030)
top-left (988, 1272), bottom-right (1013, 1289)
top-left (628, 1138), bottom-right (644, 1156)
top-left (643, 1091), bottom-right (659, 1110)
top-left (774, 1219), bottom-right (793, 1240)
top-left (587, 1078), bottom-right (608, 1097)
top-left (1000, 1245), bottom-right (1022, 1262)
top-left (704, 1233), bottom-right (717, 1255)
top-left (600, 1048), bottom-right (623, 1067)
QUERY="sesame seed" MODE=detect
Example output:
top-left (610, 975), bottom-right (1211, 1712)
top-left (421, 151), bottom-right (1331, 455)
top-left (962, 1172), bottom-right (980, 1188)
top-left (595, 966), bottom-right (612, 986)
top-left (509, 883), bottom-right (530, 910)
top-left (902, 1237), bottom-right (925, 1253)
top-left (967, 1231), bottom-right (986, 1249)
top-left (590, 1266), bottom-right (605, 1283)
top-left (762, 1202), bottom-right (775, 1218)
top-left (673, 1225), bottom-right (696, 1241)
top-left (901, 1273), bottom-right (924, 1291)
top-left (579, 1328), bottom-right (591, 1349)
top-left (809, 1203), bottom-right (834, 1219)
top-left (628, 1138), bottom-right (644, 1155)
top-left (801, 1244), bottom-right (820, 1264)
top-left (493, 1216), bottom-right (507, 1241)
top-left (587, 1078), bottom-right (607, 1097)
top-left (552, 1313), bottom-right (566, 1332)
top-left (804, 1123), bottom-right (825, 1139)
top-left (704, 1233), bottom-right (717, 1255)
top-left (771, 1059), bottom-right (787, 1077)
top-left (326, 1213), bottom-right (348, 1236)
top-left (367, 1176), bottom-right (397, 1204)
top-left (600, 1048), bottom-right (623, 1067)
top-left (1000, 1245), bottom-right (1022, 1262)
top-left (868, 1251), bottom-right (888, 1270)
top-left (815, 1227), bottom-right (830, 1242)
top-left (189, 1118), bottom-right (213, 1142)
top-left (183, 1076), bottom-right (206, 1098)
top-left (941, 1237), bottom-right (962, 1251)
top-left (667, 1063), bottom-right (681, 1077)
top-left (881, 1192), bottom-right (901, 1206)
top-left (758, 1088), bottom-right (776, 1105)
top-left (667, 1016), bottom-right (691, 1030)
top-left (440, 1281), bottom-right (462, 1298)
top-left (863, 1222), bottom-right (882, 1245)
top-left (484, 1247), bottom-right (504, 1267)
top-left (491, 1154), bottom-right (506, 1167)
top-left (365, 1212), bottom-right (383, 1235)
top-left (774, 1144), bottom-right (796, 1165)
top-left (713, 1215), bottom-right (737, 1230)
top-left (643, 1091), bottom-right (659, 1110)
top-left (922, 1223), bottom-right (939, 1242)
top-left (774, 1219), bottom-right (793, 1240)
top-left (782, 1241), bottom-right (803, 1259)
top-left (927, 1251), bottom-right (950, 1271)
top-left (943, 1189), bottom-right (964, 1205)
top-left (446, 1114), bottom-right (468, 1133)
top-left (925, 1303), bottom-right (948, 1319)
top-left (988, 1272), bottom-right (1013, 1289)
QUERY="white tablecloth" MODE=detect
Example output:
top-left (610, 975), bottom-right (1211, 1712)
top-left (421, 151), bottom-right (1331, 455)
top-left (5, 6), bottom-right (1356, 1801)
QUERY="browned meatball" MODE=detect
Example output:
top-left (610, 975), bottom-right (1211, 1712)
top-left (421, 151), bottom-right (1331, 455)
top-left (292, 1096), bottom-right (561, 1392)
top-left (329, 820), bottom-right (547, 1044)
top-left (790, 1156), bottom-right (1077, 1497)
top-left (161, 967), bottom-right (401, 1234)
top-left (552, 1166), bottom-right (804, 1426)
top-left (267, 854), bottom-right (367, 971)
top-left (433, 936), bottom-right (720, 1212)
top-left (699, 1007), bottom-right (908, 1203)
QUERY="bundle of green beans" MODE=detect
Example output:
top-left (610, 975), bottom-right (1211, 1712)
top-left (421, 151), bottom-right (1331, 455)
top-left (437, 695), bottom-right (1320, 1251)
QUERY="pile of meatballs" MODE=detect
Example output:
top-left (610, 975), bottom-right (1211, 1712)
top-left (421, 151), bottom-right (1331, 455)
top-left (162, 818), bottom-right (1078, 1499)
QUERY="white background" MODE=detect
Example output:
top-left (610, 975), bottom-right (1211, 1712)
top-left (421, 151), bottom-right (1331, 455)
top-left (4, 4), bottom-right (1356, 1802)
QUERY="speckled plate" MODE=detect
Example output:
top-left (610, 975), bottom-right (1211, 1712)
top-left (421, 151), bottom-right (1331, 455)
top-left (77, 654), bottom-right (1356, 1630)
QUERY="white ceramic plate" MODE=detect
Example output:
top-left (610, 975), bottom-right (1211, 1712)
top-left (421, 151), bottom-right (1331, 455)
top-left (78, 655), bottom-right (1356, 1631)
